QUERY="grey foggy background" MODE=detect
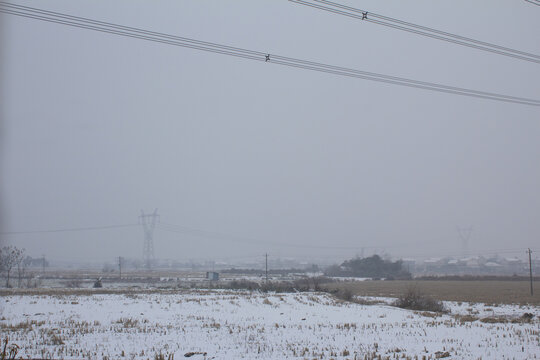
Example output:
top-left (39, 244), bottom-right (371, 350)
top-left (1, 0), bottom-right (539, 264)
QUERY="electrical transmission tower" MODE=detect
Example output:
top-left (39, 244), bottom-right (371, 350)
top-left (456, 226), bottom-right (474, 257)
top-left (139, 209), bottom-right (159, 269)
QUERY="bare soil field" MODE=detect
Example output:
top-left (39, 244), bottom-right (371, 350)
top-left (322, 280), bottom-right (540, 305)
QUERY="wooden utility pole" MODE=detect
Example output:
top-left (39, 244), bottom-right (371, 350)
top-left (265, 253), bottom-right (268, 283)
top-left (41, 254), bottom-right (45, 276)
top-left (527, 249), bottom-right (533, 296)
top-left (118, 256), bottom-right (123, 280)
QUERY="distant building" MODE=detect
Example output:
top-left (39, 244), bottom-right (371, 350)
top-left (206, 272), bottom-right (219, 281)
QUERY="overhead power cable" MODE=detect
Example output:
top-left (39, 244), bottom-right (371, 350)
top-left (1, 2), bottom-right (539, 106)
top-left (0, 223), bottom-right (138, 235)
top-left (289, 0), bottom-right (540, 65)
top-left (159, 222), bottom-right (539, 261)
top-left (3, 219), bottom-right (536, 261)
top-left (408, 248), bottom-right (540, 260)
top-left (525, 0), bottom-right (540, 6)
top-left (158, 222), bottom-right (369, 250)
top-left (159, 222), bottom-right (540, 258)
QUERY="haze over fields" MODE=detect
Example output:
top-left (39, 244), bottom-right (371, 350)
top-left (1, 0), bottom-right (539, 264)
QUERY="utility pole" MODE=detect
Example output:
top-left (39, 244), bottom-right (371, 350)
top-left (139, 209), bottom-right (159, 270)
top-left (265, 253), bottom-right (268, 283)
top-left (527, 249), bottom-right (533, 296)
top-left (41, 254), bottom-right (45, 276)
top-left (118, 256), bottom-right (123, 280)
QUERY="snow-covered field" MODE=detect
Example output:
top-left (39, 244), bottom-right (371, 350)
top-left (1, 290), bottom-right (539, 359)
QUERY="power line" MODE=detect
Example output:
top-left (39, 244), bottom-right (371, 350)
top-left (159, 222), bottom-right (437, 251)
top-left (3, 218), bottom-right (537, 263)
top-left (166, 253), bottom-right (270, 263)
top-left (0, 2), bottom-right (266, 57)
top-left (407, 248), bottom-right (540, 260)
top-left (0, 4), bottom-right (264, 61)
top-left (158, 222), bottom-right (540, 258)
top-left (289, 0), bottom-right (540, 65)
top-left (158, 222), bottom-right (368, 250)
top-left (525, 0), bottom-right (540, 6)
top-left (0, 223), bottom-right (138, 235)
top-left (1, 2), bottom-right (539, 106)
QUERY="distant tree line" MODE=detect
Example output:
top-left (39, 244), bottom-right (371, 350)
top-left (222, 266), bottom-right (319, 275)
top-left (325, 255), bottom-right (411, 279)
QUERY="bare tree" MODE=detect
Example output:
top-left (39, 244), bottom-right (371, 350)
top-left (17, 254), bottom-right (29, 288)
top-left (0, 246), bottom-right (24, 288)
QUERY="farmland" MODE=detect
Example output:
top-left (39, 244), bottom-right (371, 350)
top-left (322, 279), bottom-right (540, 306)
top-left (1, 288), bottom-right (539, 359)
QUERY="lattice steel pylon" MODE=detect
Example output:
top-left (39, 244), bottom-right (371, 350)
top-left (139, 209), bottom-right (159, 269)
top-left (456, 226), bottom-right (474, 257)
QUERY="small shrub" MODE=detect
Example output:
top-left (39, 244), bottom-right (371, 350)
top-left (65, 279), bottom-right (82, 288)
top-left (335, 289), bottom-right (353, 302)
top-left (228, 280), bottom-right (260, 291)
top-left (93, 278), bottom-right (103, 288)
top-left (393, 287), bottom-right (446, 313)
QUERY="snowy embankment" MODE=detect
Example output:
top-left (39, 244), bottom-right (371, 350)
top-left (355, 295), bottom-right (540, 318)
top-left (1, 290), bottom-right (539, 359)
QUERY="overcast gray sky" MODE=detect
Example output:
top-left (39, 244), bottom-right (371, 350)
top-left (1, 0), bottom-right (539, 264)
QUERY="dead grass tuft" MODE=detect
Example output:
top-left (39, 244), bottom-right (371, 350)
top-left (454, 314), bottom-right (479, 323)
top-left (115, 318), bottom-right (139, 328)
top-left (262, 298), bottom-right (273, 305)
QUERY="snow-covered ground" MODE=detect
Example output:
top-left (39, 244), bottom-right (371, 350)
top-left (1, 290), bottom-right (539, 359)
top-left (355, 295), bottom-right (540, 318)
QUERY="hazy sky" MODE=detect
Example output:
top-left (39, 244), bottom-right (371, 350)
top-left (1, 0), bottom-right (539, 264)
